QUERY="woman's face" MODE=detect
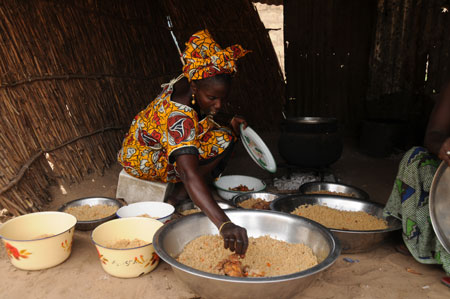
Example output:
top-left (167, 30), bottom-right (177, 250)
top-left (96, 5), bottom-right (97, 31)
top-left (192, 79), bottom-right (230, 116)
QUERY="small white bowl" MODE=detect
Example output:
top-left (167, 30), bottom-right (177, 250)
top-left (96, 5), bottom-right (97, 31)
top-left (0, 211), bottom-right (77, 270)
top-left (213, 175), bottom-right (266, 200)
top-left (116, 202), bottom-right (175, 223)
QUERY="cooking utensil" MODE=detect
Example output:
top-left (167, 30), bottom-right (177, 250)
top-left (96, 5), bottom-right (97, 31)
top-left (153, 210), bottom-right (340, 299)
top-left (58, 197), bottom-right (123, 231)
top-left (231, 192), bottom-right (280, 209)
top-left (429, 161), bottom-right (450, 253)
top-left (299, 182), bottom-right (370, 201)
top-left (270, 194), bottom-right (401, 253)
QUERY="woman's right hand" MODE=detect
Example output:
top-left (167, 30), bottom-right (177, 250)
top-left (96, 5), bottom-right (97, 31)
top-left (438, 137), bottom-right (450, 166)
top-left (220, 222), bottom-right (248, 256)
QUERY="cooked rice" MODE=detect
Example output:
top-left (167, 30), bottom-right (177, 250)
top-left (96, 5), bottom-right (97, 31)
top-left (238, 198), bottom-right (270, 210)
top-left (106, 238), bottom-right (149, 249)
top-left (180, 208), bottom-right (201, 216)
top-left (65, 204), bottom-right (118, 221)
top-left (291, 204), bottom-right (388, 230)
top-left (138, 213), bottom-right (159, 219)
top-left (177, 235), bottom-right (318, 277)
top-left (305, 190), bottom-right (356, 197)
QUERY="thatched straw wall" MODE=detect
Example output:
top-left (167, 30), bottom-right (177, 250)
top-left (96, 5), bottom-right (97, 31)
top-left (0, 0), bottom-right (285, 215)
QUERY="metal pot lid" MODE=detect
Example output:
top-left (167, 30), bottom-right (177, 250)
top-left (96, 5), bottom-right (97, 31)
top-left (429, 161), bottom-right (450, 254)
top-left (240, 124), bottom-right (277, 173)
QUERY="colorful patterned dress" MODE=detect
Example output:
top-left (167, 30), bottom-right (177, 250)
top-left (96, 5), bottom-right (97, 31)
top-left (384, 146), bottom-right (450, 274)
top-left (117, 84), bottom-right (235, 183)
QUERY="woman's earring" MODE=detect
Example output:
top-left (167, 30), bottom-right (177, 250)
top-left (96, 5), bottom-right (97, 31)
top-left (191, 94), bottom-right (196, 105)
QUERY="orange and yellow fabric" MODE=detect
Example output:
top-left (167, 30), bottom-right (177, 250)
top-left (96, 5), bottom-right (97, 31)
top-left (182, 29), bottom-right (250, 81)
top-left (117, 87), bottom-right (235, 183)
top-left (118, 29), bottom-right (249, 183)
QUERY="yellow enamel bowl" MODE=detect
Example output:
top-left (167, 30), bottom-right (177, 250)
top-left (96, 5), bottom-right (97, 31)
top-left (91, 217), bottom-right (163, 278)
top-left (0, 211), bottom-right (77, 270)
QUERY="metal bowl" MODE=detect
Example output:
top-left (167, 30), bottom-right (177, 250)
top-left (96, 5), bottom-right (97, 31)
top-left (153, 210), bottom-right (340, 299)
top-left (299, 182), bottom-right (370, 201)
top-left (213, 175), bottom-right (266, 200)
top-left (270, 194), bottom-right (401, 253)
top-left (175, 200), bottom-right (235, 216)
top-left (232, 192), bottom-right (280, 210)
top-left (58, 197), bottom-right (123, 231)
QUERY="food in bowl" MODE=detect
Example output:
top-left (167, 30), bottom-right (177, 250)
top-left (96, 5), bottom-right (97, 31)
top-left (91, 217), bottom-right (163, 278)
top-left (214, 175), bottom-right (266, 200)
top-left (107, 238), bottom-right (149, 248)
top-left (180, 208), bottom-right (201, 216)
top-left (116, 201), bottom-right (175, 223)
top-left (238, 197), bottom-right (271, 210)
top-left (229, 185), bottom-right (254, 192)
top-left (64, 204), bottom-right (118, 221)
top-left (291, 204), bottom-right (388, 230)
top-left (0, 211), bottom-right (77, 270)
top-left (305, 190), bottom-right (356, 197)
top-left (177, 235), bottom-right (318, 277)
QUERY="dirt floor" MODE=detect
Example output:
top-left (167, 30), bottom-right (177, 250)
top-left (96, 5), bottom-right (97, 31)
top-left (1, 132), bottom-right (449, 299)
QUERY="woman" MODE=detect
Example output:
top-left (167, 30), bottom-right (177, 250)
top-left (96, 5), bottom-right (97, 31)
top-left (384, 80), bottom-right (450, 281)
top-left (118, 30), bottom-right (250, 255)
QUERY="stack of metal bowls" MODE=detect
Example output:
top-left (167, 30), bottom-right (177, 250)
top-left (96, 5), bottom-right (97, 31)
top-left (153, 210), bottom-right (341, 299)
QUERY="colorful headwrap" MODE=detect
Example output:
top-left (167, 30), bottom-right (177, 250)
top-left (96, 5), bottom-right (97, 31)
top-left (182, 29), bottom-right (251, 81)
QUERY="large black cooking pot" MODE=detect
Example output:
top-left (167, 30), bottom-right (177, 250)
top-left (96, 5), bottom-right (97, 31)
top-left (278, 117), bottom-right (343, 168)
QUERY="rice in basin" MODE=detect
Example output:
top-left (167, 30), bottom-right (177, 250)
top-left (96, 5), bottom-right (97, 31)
top-left (177, 235), bottom-right (318, 277)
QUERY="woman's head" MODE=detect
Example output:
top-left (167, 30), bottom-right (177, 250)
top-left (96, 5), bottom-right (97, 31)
top-left (191, 74), bottom-right (232, 116)
top-left (182, 29), bottom-right (250, 82)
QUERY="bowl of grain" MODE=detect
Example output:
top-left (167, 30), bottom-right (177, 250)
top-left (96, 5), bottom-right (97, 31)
top-left (270, 194), bottom-right (402, 253)
top-left (175, 200), bottom-right (235, 216)
top-left (153, 210), bottom-right (340, 299)
top-left (299, 182), bottom-right (370, 201)
top-left (213, 175), bottom-right (266, 200)
top-left (116, 201), bottom-right (175, 223)
top-left (0, 211), bottom-right (77, 270)
top-left (91, 217), bottom-right (163, 278)
top-left (231, 192), bottom-right (280, 210)
top-left (58, 197), bottom-right (123, 231)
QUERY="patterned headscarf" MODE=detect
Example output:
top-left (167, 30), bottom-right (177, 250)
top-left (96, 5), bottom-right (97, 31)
top-left (182, 29), bottom-right (250, 81)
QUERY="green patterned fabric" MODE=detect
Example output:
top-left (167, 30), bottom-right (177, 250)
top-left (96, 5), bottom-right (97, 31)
top-left (384, 147), bottom-right (450, 275)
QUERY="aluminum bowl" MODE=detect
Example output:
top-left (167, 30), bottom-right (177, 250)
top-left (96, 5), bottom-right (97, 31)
top-left (153, 210), bottom-right (340, 299)
top-left (299, 182), bottom-right (370, 201)
top-left (231, 192), bottom-right (280, 210)
top-left (270, 194), bottom-right (401, 253)
top-left (175, 200), bottom-right (235, 216)
top-left (58, 197), bottom-right (123, 231)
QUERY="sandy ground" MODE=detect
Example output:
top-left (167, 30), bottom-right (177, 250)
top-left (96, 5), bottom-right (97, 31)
top-left (1, 135), bottom-right (449, 299)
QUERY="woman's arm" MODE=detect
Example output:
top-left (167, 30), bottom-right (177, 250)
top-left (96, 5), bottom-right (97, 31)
top-left (424, 82), bottom-right (450, 165)
top-left (174, 154), bottom-right (248, 255)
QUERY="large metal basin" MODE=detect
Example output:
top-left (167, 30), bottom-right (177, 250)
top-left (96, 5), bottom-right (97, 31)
top-left (270, 194), bottom-right (401, 253)
top-left (153, 210), bottom-right (340, 299)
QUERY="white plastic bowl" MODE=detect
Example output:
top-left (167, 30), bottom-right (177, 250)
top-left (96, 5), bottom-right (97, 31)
top-left (213, 175), bottom-right (266, 200)
top-left (0, 211), bottom-right (77, 270)
top-left (116, 202), bottom-right (175, 223)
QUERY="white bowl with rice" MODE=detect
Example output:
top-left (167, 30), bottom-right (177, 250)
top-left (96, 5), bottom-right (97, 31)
top-left (214, 175), bottom-right (266, 200)
top-left (91, 217), bottom-right (163, 278)
top-left (58, 197), bottom-right (123, 231)
top-left (116, 201), bottom-right (175, 223)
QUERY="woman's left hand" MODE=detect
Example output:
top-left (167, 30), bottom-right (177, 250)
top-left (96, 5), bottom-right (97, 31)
top-left (438, 137), bottom-right (450, 166)
top-left (230, 115), bottom-right (247, 136)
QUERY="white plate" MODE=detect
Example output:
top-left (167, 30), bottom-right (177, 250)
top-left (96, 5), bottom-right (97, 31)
top-left (240, 124), bottom-right (277, 173)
